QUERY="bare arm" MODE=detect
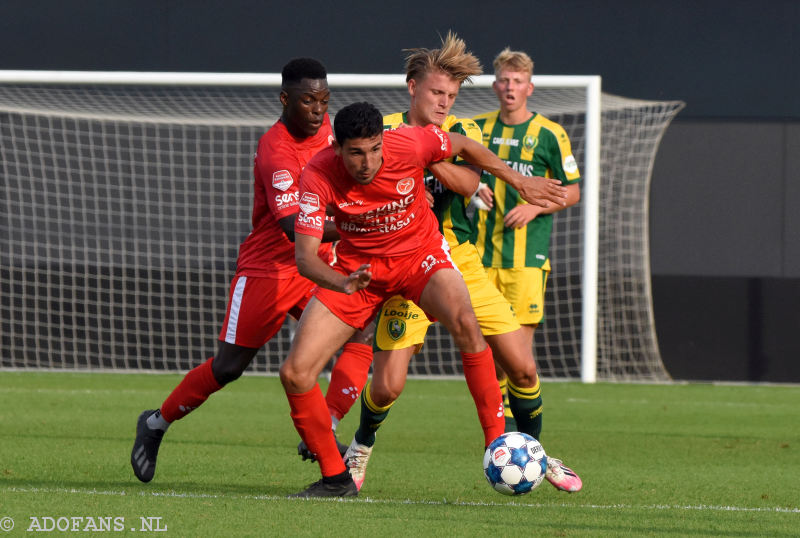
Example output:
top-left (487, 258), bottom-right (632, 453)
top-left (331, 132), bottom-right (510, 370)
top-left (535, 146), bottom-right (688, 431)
top-left (427, 161), bottom-right (481, 198)
top-left (279, 214), bottom-right (340, 243)
top-left (448, 132), bottom-right (567, 208)
top-left (504, 183), bottom-right (581, 228)
top-left (295, 233), bottom-right (371, 294)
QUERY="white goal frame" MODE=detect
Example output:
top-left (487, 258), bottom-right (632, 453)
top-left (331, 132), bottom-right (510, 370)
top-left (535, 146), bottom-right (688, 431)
top-left (0, 70), bottom-right (603, 382)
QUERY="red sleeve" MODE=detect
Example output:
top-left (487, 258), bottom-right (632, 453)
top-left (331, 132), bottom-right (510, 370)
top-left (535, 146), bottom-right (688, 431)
top-left (254, 137), bottom-right (302, 223)
top-left (294, 162), bottom-right (329, 239)
top-left (416, 124), bottom-right (452, 164)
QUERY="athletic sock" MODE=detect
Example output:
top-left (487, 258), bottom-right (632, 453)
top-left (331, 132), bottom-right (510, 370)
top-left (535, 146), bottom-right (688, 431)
top-left (353, 380), bottom-right (394, 447)
top-left (325, 342), bottom-right (373, 421)
top-left (160, 357), bottom-right (222, 422)
top-left (507, 376), bottom-right (543, 440)
top-left (286, 384), bottom-right (347, 478)
top-left (498, 377), bottom-right (516, 432)
top-left (461, 346), bottom-right (505, 446)
top-left (146, 409), bottom-right (171, 432)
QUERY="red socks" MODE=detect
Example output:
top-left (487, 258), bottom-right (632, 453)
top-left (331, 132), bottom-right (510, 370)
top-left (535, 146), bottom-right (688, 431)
top-left (461, 346), bottom-right (505, 446)
top-left (326, 342), bottom-right (373, 420)
top-left (287, 385), bottom-right (347, 477)
top-left (160, 357), bottom-right (222, 422)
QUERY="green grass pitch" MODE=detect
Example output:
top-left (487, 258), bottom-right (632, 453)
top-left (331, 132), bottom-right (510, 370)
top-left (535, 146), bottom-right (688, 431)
top-left (1, 371), bottom-right (798, 536)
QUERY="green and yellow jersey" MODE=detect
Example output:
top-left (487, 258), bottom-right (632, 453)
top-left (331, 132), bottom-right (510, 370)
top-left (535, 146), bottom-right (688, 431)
top-left (383, 112), bottom-right (483, 247)
top-left (472, 110), bottom-right (581, 268)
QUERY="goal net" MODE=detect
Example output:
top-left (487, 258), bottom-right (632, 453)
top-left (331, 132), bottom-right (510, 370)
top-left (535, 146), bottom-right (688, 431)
top-left (0, 72), bottom-right (684, 381)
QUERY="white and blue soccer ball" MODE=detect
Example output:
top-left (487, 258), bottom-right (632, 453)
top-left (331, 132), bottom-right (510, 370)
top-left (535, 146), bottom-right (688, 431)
top-left (483, 432), bottom-right (548, 495)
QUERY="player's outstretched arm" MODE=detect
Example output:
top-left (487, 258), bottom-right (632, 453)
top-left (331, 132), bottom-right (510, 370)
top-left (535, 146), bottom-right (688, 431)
top-left (448, 132), bottom-right (567, 208)
top-left (428, 161), bottom-right (480, 197)
top-left (295, 233), bottom-right (371, 294)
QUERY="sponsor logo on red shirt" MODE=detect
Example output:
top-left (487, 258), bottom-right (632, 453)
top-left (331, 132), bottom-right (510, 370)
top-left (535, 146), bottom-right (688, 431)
top-left (274, 191), bottom-right (299, 211)
top-left (431, 126), bottom-right (448, 151)
top-left (396, 177), bottom-right (414, 195)
top-left (272, 170), bottom-right (293, 191)
top-left (299, 192), bottom-right (320, 214)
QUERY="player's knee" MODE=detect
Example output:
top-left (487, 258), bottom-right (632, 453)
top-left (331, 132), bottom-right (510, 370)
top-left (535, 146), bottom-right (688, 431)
top-left (278, 360), bottom-right (307, 393)
top-left (501, 357), bottom-right (538, 388)
top-left (211, 357), bottom-right (246, 385)
top-left (348, 329), bottom-right (373, 347)
top-left (447, 308), bottom-right (473, 334)
top-left (508, 369), bottom-right (538, 388)
top-left (449, 310), bottom-right (483, 349)
top-left (370, 383), bottom-right (400, 407)
top-left (369, 373), bottom-right (405, 406)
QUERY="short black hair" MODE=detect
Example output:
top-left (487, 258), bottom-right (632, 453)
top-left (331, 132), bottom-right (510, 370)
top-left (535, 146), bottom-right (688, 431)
top-left (281, 58), bottom-right (327, 86)
top-left (333, 102), bottom-right (383, 144)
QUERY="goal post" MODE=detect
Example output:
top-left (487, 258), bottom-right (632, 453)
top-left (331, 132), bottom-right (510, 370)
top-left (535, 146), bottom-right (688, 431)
top-left (0, 70), bottom-right (683, 382)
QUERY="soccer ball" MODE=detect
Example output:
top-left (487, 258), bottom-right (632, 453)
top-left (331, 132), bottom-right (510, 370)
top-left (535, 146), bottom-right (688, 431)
top-left (483, 432), bottom-right (547, 495)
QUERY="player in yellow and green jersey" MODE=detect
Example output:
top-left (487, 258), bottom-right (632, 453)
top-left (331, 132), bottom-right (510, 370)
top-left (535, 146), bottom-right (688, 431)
top-left (472, 48), bottom-right (581, 437)
top-left (340, 33), bottom-right (582, 495)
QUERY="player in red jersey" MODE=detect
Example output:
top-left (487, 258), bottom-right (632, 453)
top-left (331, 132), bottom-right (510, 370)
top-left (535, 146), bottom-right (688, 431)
top-left (130, 58), bottom-right (373, 483)
top-left (281, 102), bottom-right (567, 497)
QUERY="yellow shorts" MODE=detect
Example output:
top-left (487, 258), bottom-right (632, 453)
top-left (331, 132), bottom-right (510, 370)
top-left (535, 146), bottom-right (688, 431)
top-left (485, 260), bottom-right (551, 326)
top-left (374, 242), bottom-right (520, 352)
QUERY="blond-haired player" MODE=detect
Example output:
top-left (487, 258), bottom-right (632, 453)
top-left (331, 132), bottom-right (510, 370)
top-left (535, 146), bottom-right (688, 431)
top-left (473, 45), bottom-right (582, 476)
top-left (342, 33), bottom-right (582, 494)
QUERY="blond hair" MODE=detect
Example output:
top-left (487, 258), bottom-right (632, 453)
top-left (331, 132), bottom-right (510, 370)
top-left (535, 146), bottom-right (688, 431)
top-left (493, 48), bottom-right (534, 77)
top-left (403, 31), bottom-right (482, 84)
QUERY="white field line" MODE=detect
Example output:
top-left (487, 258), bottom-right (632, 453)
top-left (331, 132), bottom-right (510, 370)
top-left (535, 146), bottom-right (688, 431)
top-left (4, 486), bottom-right (799, 514)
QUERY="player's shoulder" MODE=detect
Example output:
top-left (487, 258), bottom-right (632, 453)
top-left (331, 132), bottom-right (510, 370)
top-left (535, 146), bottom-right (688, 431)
top-left (472, 109), bottom-right (500, 123)
top-left (261, 118), bottom-right (289, 142)
top-left (305, 144), bottom-right (336, 168)
top-left (383, 125), bottom-right (447, 162)
top-left (532, 113), bottom-right (570, 139)
top-left (390, 123), bottom-right (447, 139)
top-left (383, 112), bottom-right (406, 130)
top-left (442, 114), bottom-right (479, 131)
top-left (382, 124), bottom-right (420, 150)
top-left (258, 121), bottom-right (297, 155)
top-left (442, 115), bottom-right (482, 142)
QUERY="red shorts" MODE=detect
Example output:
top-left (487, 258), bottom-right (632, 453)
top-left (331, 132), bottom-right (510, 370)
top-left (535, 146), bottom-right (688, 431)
top-left (314, 234), bottom-right (456, 329)
top-left (218, 273), bottom-right (315, 348)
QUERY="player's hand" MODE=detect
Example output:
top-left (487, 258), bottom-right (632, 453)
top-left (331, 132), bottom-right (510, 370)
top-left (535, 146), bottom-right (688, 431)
top-left (516, 175), bottom-right (567, 208)
top-left (504, 204), bottom-right (542, 229)
top-left (343, 264), bottom-right (372, 295)
top-left (472, 183), bottom-right (494, 210)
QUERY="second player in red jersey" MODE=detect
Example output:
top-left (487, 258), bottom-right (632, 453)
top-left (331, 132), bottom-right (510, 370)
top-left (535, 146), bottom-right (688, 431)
top-left (130, 59), bottom-right (374, 484)
top-left (235, 107), bottom-right (334, 277)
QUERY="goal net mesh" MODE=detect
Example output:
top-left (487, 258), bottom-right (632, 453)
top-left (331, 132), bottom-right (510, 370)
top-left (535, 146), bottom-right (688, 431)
top-left (0, 78), bottom-right (683, 381)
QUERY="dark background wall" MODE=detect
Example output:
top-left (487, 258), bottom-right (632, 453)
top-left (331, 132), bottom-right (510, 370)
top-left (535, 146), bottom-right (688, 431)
top-left (2, 0), bottom-right (798, 381)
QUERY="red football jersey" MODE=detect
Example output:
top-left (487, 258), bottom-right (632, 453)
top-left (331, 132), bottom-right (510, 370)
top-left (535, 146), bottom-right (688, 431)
top-left (295, 125), bottom-right (452, 258)
top-left (235, 115), bottom-right (334, 277)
